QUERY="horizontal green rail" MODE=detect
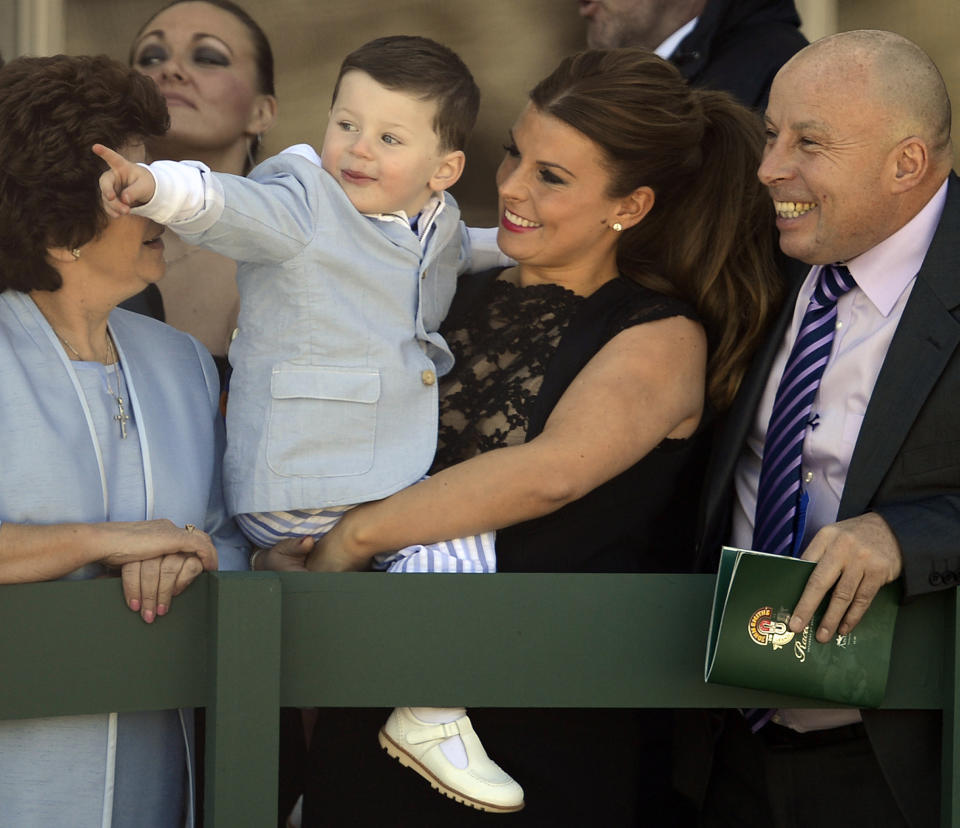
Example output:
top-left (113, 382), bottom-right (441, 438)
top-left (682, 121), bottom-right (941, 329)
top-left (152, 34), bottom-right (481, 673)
top-left (1, 573), bottom-right (956, 826)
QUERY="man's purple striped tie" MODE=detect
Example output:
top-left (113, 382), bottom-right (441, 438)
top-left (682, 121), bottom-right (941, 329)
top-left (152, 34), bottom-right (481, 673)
top-left (744, 264), bottom-right (856, 732)
top-left (752, 263), bottom-right (857, 558)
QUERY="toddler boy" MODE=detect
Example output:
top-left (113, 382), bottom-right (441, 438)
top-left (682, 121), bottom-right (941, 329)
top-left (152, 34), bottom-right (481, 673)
top-left (98, 35), bottom-right (521, 814)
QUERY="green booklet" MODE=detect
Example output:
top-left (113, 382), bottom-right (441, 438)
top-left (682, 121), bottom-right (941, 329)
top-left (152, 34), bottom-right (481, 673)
top-left (705, 546), bottom-right (900, 707)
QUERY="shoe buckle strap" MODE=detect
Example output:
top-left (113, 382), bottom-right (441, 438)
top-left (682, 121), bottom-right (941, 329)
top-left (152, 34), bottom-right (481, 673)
top-left (406, 720), bottom-right (461, 745)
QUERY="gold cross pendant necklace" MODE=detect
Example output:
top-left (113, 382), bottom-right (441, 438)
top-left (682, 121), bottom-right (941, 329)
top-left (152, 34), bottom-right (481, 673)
top-left (55, 328), bottom-right (129, 439)
top-left (103, 334), bottom-right (129, 439)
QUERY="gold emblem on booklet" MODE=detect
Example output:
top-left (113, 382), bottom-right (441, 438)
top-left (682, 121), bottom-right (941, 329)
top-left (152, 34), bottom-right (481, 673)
top-left (747, 606), bottom-right (795, 649)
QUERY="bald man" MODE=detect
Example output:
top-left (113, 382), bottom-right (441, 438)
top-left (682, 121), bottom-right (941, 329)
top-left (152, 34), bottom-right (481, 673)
top-left (577, 0), bottom-right (807, 109)
top-left (691, 30), bottom-right (957, 828)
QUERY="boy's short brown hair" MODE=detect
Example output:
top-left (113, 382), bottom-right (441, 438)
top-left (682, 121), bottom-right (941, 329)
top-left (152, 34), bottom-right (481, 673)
top-left (332, 35), bottom-right (480, 152)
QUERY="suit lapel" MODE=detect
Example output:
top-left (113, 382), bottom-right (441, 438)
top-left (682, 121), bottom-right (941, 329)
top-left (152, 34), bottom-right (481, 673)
top-left (840, 174), bottom-right (960, 517)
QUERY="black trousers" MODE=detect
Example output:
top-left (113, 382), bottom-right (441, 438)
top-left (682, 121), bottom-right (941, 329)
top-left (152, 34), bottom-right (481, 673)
top-left (700, 711), bottom-right (910, 828)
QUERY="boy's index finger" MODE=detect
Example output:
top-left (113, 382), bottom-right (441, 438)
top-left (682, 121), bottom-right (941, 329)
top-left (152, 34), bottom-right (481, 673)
top-left (92, 143), bottom-right (129, 172)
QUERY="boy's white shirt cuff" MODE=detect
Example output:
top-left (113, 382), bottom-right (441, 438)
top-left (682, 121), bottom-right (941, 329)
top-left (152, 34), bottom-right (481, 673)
top-left (130, 159), bottom-right (225, 233)
top-left (461, 225), bottom-right (514, 273)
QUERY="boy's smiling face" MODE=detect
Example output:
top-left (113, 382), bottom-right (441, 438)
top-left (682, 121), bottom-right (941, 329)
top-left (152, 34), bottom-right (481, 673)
top-left (321, 70), bottom-right (460, 217)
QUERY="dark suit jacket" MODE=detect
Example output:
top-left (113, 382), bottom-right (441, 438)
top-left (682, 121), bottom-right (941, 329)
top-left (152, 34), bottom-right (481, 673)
top-left (670, 0), bottom-right (808, 110)
top-left (694, 172), bottom-right (960, 828)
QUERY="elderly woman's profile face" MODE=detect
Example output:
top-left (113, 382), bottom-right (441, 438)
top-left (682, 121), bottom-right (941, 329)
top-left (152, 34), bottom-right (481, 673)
top-left (495, 103), bottom-right (623, 272)
top-left (131, 1), bottom-right (264, 155)
top-left (76, 142), bottom-right (167, 296)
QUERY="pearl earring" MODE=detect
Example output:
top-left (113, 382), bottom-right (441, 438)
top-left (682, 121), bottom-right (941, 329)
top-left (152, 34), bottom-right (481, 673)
top-left (71, 248), bottom-right (81, 260)
top-left (612, 223), bottom-right (623, 233)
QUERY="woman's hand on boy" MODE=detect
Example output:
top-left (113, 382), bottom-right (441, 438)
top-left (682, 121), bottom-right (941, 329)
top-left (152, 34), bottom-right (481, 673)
top-left (254, 536), bottom-right (313, 572)
top-left (305, 522), bottom-right (370, 572)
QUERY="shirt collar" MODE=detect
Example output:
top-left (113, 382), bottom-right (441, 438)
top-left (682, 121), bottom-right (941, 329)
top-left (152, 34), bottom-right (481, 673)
top-left (276, 143), bottom-right (446, 244)
top-left (365, 193), bottom-right (445, 244)
top-left (655, 17), bottom-right (699, 59)
top-left (838, 178), bottom-right (948, 317)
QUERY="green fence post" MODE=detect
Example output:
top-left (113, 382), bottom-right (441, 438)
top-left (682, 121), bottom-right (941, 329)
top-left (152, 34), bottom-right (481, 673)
top-left (204, 571), bottom-right (282, 827)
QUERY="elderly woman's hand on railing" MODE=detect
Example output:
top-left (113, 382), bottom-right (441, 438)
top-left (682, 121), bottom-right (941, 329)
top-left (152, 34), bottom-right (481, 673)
top-left (120, 553), bottom-right (207, 624)
top-left (97, 519), bottom-right (218, 570)
top-left (0, 520), bottom-right (218, 625)
top-left (100, 520), bottom-right (217, 624)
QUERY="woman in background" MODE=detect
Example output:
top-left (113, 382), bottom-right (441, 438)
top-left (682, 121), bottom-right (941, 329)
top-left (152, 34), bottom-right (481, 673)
top-left (129, 0), bottom-right (277, 380)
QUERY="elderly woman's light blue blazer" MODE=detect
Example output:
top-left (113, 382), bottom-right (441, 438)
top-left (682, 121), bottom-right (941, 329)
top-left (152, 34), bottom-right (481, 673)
top-left (0, 290), bottom-right (248, 827)
top-left (0, 290), bottom-right (247, 564)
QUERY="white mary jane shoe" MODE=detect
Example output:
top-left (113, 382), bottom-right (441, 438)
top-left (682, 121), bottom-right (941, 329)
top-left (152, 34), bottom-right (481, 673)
top-left (379, 706), bottom-right (525, 813)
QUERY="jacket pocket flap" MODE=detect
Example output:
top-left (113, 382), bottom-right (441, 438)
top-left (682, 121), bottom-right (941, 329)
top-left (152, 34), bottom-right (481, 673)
top-left (271, 366), bottom-right (380, 403)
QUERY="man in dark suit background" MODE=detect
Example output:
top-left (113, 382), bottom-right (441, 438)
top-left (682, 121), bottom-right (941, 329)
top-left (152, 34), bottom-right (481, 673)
top-left (576, 0), bottom-right (807, 109)
top-left (693, 29), bottom-right (958, 828)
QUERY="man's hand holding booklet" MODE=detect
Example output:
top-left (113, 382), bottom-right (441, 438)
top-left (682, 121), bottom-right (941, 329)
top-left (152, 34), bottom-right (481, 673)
top-left (705, 546), bottom-right (900, 707)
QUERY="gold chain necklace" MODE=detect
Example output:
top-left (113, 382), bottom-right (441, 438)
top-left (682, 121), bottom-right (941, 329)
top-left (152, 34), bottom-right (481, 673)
top-left (55, 329), bottom-right (129, 439)
top-left (53, 330), bottom-right (88, 360)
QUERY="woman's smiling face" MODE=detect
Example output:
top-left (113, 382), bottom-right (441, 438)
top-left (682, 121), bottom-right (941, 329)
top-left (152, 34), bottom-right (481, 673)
top-left (495, 103), bottom-right (626, 283)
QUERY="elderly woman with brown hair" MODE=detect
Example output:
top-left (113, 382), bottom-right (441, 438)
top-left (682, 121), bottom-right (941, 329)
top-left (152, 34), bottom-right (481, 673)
top-left (0, 54), bottom-right (249, 826)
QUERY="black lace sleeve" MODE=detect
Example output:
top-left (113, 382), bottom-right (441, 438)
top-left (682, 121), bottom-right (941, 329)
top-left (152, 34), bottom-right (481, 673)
top-left (432, 272), bottom-right (582, 471)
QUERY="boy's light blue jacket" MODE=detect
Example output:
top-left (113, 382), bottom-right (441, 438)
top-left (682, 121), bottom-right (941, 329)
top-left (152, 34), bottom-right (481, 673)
top-left (140, 149), bottom-right (503, 514)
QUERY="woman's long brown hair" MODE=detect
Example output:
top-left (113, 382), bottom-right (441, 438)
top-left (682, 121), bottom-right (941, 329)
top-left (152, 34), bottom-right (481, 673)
top-left (531, 49), bottom-right (783, 410)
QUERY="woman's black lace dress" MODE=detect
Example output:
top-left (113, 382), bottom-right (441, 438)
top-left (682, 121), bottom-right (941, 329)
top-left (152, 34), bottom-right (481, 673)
top-left (301, 270), bottom-right (707, 827)
top-left (434, 269), bottom-right (710, 574)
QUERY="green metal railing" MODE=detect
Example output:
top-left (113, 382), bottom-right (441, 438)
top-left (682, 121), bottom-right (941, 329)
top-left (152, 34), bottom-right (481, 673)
top-left (1, 572), bottom-right (957, 826)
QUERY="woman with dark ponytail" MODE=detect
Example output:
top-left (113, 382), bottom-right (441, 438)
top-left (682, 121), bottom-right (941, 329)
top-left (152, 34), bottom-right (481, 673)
top-left (278, 48), bottom-right (782, 826)
top-left (529, 48), bottom-right (782, 411)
